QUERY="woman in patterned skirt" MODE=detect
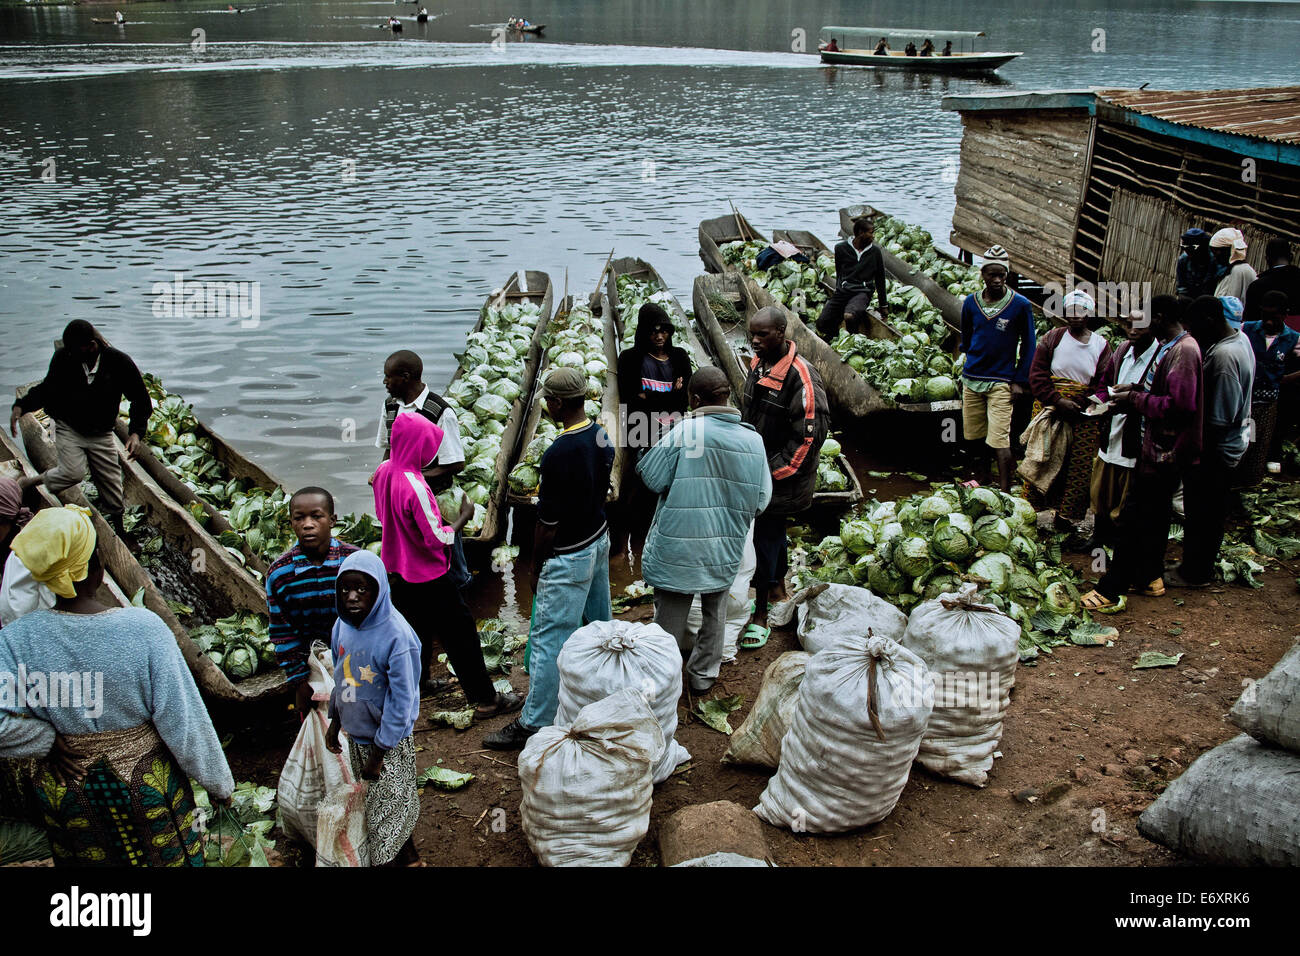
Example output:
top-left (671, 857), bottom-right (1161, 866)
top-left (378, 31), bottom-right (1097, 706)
top-left (325, 549), bottom-right (422, 866)
top-left (0, 506), bottom-right (233, 866)
top-left (1026, 289), bottom-right (1114, 531)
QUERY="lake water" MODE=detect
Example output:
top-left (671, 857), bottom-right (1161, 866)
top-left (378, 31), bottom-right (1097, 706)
top-left (2, 0), bottom-right (1298, 513)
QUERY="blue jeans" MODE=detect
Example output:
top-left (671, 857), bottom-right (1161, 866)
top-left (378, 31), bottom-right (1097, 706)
top-left (520, 533), bottom-right (612, 729)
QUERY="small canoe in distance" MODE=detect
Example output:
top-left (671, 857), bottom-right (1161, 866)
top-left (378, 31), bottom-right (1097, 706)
top-left (17, 406), bottom-right (284, 703)
top-left (820, 49), bottom-right (1021, 72)
top-left (453, 271), bottom-right (553, 548)
top-left (605, 256), bottom-right (711, 373)
top-left (91, 18), bottom-right (126, 24)
top-left (693, 272), bottom-right (888, 420)
top-left (505, 292), bottom-right (623, 509)
top-left (510, 23), bottom-right (545, 35)
top-left (0, 427), bottom-right (133, 610)
top-left (698, 210), bottom-right (768, 274)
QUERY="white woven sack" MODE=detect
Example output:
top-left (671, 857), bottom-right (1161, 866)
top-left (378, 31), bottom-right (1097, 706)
top-left (1230, 643), bottom-right (1300, 753)
top-left (1138, 734), bottom-right (1300, 866)
top-left (723, 651), bottom-right (811, 768)
top-left (771, 582), bottom-right (908, 655)
top-left (279, 643), bottom-right (357, 845)
top-left (519, 688), bottom-right (663, 867)
top-left (315, 781), bottom-right (370, 867)
top-left (902, 583), bottom-right (1020, 787)
top-left (555, 618), bottom-right (690, 783)
top-left (755, 633), bottom-right (931, 833)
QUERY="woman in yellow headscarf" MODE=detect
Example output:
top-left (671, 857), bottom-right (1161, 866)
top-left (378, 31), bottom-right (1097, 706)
top-left (0, 507), bottom-right (234, 866)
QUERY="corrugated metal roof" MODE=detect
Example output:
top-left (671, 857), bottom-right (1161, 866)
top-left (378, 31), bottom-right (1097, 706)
top-left (1096, 87), bottom-right (1300, 146)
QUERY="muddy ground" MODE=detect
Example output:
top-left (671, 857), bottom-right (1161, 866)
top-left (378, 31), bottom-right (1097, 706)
top-left (222, 545), bottom-right (1299, 868)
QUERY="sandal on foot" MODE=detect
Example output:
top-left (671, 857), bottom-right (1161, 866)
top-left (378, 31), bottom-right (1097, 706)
top-left (739, 623), bottom-right (770, 650)
top-left (474, 690), bottom-right (524, 720)
top-left (1080, 590), bottom-right (1126, 614)
top-left (1142, 578), bottom-right (1165, 597)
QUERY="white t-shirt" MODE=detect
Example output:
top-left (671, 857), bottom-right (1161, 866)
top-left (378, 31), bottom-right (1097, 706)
top-left (374, 386), bottom-right (465, 465)
top-left (0, 552), bottom-right (56, 627)
top-left (1049, 330), bottom-right (1108, 384)
top-left (1099, 339), bottom-right (1158, 469)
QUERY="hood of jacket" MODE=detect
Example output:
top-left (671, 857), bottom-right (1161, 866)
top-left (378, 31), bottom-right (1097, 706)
top-left (389, 410), bottom-right (443, 472)
top-left (334, 549), bottom-right (396, 632)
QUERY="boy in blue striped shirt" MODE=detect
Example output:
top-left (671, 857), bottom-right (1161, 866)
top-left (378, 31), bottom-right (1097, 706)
top-left (266, 487), bottom-right (359, 715)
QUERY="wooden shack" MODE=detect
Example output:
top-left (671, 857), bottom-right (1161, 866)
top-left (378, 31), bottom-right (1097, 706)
top-left (942, 87), bottom-right (1300, 293)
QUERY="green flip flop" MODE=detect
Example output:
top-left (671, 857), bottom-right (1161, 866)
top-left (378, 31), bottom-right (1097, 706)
top-left (739, 623), bottom-right (770, 650)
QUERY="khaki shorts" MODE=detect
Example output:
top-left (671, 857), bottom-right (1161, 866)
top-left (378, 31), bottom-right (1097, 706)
top-left (962, 383), bottom-right (1013, 449)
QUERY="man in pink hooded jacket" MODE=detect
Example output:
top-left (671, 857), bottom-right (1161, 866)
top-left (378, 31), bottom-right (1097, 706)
top-left (373, 412), bottom-right (522, 718)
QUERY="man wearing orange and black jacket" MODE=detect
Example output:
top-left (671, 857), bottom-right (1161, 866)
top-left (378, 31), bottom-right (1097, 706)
top-left (741, 307), bottom-right (828, 635)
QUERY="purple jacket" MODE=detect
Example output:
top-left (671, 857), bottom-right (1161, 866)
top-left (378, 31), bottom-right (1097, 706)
top-left (1129, 333), bottom-right (1203, 473)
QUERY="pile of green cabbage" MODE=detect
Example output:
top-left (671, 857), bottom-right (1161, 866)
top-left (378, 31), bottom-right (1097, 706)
top-left (442, 300), bottom-right (546, 523)
top-left (507, 301), bottom-right (606, 497)
top-left (617, 274), bottom-right (690, 350)
top-left (830, 331), bottom-right (961, 404)
top-left (873, 216), bottom-right (983, 299)
top-left (720, 240), bottom-right (836, 320)
top-left (189, 612), bottom-right (276, 680)
top-left (791, 482), bottom-right (1091, 660)
top-left (814, 438), bottom-right (851, 493)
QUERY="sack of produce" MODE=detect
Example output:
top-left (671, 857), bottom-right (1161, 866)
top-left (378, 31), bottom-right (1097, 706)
top-left (555, 619), bottom-right (690, 783)
top-left (723, 651), bottom-right (811, 768)
top-left (901, 583), bottom-right (1020, 787)
top-left (1137, 734), bottom-right (1300, 866)
top-left (770, 581), bottom-right (908, 655)
top-left (279, 644), bottom-right (356, 847)
top-left (755, 633), bottom-right (931, 833)
top-left (1230, 643), bottom-right (1300, 753)
top-left (519, 688), bottom-right (663, 867)
top-left (315, 781), bottom-right (370, 868)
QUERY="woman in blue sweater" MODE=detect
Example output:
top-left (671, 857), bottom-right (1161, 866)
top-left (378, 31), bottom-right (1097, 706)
top-left (325, 549), bottom-right (422, 866)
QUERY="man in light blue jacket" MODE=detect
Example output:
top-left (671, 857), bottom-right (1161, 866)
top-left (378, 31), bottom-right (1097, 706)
top-left (638, 367), bottom-right (772, 694)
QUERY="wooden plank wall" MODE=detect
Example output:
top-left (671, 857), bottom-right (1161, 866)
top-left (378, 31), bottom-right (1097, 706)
top-left (950, 110), bottom-right (1092, 286)
top-left (1076, 122), bottom-right (1300, 286)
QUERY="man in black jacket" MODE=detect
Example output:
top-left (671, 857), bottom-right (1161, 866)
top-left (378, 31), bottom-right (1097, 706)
top-left (816, 217), bottom-right (889, 339)
top-left (10, 320), bottom-right (150, 524)
top-left (741, 307), bottom-right (829, 638)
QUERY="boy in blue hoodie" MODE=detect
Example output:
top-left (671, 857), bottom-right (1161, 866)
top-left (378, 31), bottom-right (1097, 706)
top-left (325, 550), bottom-right (422, 866)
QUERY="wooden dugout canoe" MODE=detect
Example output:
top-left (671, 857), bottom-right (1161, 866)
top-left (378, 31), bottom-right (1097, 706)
top-left (450, 270), bottom-right (553, 547)
top-left (698, 211), bottom-right (768, 275)
top-left (16, 405), bottom-right (284, 703)
top-left (606, 256), bottom-right (711, 373)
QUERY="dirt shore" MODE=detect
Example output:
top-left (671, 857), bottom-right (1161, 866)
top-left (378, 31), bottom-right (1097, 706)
top-left (225, 553), bottom-right (1299, 867)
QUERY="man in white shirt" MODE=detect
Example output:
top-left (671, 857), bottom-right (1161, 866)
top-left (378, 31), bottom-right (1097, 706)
top-left (1089, 307), bottom-right (1158, 549)
top-left (374, 350), bottom-right (470, 590)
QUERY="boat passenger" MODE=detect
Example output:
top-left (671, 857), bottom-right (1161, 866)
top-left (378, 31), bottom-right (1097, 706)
top-left (114, 10), bottom-right (124, 23)
top-left (905, 41), bottom-right (918, 56)
top-left (10, 320), bottom-right (151, 536)
top-left (816, 216), bottom-right (889, 339)
top-left (873, 37), bottom-right (889, 55)
top-left (824, 37), bottom-right (839, 52)
top-left (0, 507), bottom-right (235, 867)
top-left (920, 38), bottom-right (935, 56)
top-left (942, 40), bottom-right (953, 56)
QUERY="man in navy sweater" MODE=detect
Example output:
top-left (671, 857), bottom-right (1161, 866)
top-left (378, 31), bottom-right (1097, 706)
top-left (960, 246), bottom-right (1036, 491)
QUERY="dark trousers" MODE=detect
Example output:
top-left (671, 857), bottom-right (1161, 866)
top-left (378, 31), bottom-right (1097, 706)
top-left (753, 512), bottom-right (789, 591)
top-left (1180, 454), bottom-right (1237, 584)
top-left (815, 290), bottom-right (872, 339)
top-left (611, 450), bottom-right (656, 552)
top-left (1096, 466), bottom-right (1182, 601)
top-left (389, 573), bottom-right (495, 704)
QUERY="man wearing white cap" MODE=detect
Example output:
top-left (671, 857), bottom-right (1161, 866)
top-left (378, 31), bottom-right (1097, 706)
top-left (960, 246), bottom-right (1036, 491)
top-left (1210, 228), bottom-right (1256, 300)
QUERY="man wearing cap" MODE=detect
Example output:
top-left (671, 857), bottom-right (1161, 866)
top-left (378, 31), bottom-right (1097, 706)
top-left (1210, 227), bottom-right (1257, 300)
top-left (960, 246), bottom-right (1036, 492)
top-left (484, 366), bottom-right (614, 750)
top-left (1166, 296), bottom-right (1254, 588)
top-left (1176, 228), bottom-right (1217, 298)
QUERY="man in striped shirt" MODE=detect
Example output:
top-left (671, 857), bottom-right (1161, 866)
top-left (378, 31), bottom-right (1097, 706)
top-left (266, 486), bottom-right (359, 715)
